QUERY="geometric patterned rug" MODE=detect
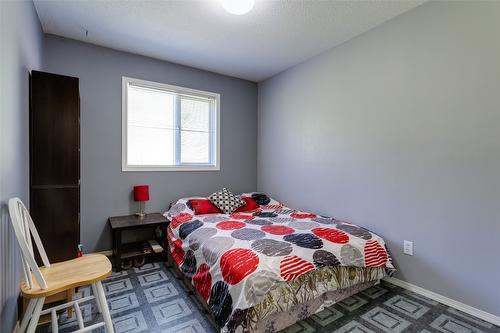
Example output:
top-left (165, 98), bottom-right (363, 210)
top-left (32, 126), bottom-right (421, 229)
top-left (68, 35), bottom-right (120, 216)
top-left (37, 262), bottom-right (214, 333)
top-left (37, 261), bottom-right (500, 333)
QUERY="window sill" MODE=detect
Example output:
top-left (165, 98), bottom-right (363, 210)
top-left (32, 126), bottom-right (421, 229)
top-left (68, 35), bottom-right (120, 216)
top-left (122, 165), bottom-right (220, 172)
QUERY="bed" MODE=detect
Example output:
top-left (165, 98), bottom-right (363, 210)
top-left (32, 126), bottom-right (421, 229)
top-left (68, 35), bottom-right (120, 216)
top-left (164, 192), bottom-right (395, 333)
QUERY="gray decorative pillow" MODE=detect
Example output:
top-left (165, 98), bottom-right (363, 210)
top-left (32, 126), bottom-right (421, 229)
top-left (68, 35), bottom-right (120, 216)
top-left (208, 188), bottom-right (245, 214)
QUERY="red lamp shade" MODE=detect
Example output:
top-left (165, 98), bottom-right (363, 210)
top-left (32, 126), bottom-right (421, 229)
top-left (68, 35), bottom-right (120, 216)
top-left (133, 185), bottom-right (150, 202)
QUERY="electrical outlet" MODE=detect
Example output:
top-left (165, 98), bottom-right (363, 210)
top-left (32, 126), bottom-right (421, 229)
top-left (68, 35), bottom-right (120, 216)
top-left (404, 240), bottom-right (413, 255)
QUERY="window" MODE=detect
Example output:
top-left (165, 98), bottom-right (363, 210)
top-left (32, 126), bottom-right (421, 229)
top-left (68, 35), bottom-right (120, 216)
top-left (122, 77), bottom-right (219, 171)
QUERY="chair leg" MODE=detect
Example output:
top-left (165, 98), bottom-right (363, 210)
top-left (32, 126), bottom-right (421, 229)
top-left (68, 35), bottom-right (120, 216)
top-left (26, 297), bottom-right (45, 333)
top-left (94, 281), bottom-right (114, 333)
top-left (19, 298), bottom-right (37, 333)
top-left (91, 283), bottom-right (103, 313)
top-left (66, 288), bottom-right (74, 318)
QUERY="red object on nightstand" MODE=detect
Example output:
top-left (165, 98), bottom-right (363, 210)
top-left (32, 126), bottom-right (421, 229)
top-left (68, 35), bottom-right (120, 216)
top-left (133, 185), bottom-right (149, 202)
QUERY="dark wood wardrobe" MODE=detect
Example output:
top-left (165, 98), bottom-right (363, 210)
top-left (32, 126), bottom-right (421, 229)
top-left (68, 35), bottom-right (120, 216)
top-left (30, 71), bottom-right (80, 264)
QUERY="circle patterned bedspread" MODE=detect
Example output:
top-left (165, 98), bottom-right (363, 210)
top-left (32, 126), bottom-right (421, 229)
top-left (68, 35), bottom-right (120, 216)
top-left (165, 192), bottom-right (395, 331)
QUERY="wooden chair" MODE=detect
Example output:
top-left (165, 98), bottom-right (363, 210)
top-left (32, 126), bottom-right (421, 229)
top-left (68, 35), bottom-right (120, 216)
top-left (8, 198), bottom-right (114, 333)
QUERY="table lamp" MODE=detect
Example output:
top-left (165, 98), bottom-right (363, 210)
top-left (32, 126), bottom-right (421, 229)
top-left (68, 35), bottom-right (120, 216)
top-left (133, 185), bottom-right (149, 218)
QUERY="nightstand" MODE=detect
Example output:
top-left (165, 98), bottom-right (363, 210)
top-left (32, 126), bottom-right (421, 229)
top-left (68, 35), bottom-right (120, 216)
top-left (108, 213), bottom-right (169, 271)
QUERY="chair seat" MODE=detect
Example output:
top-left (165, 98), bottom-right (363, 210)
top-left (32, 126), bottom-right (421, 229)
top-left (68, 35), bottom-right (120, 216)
top-left (21, 254), bottom-right (112, 298)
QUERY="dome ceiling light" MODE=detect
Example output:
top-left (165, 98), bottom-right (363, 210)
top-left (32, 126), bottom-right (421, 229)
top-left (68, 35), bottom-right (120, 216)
top-left (220, 0), bottom-right (255, 15)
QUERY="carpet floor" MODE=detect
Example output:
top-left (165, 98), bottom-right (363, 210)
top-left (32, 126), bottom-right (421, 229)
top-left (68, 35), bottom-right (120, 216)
top-left (37, 261), bottom-right (499, 333)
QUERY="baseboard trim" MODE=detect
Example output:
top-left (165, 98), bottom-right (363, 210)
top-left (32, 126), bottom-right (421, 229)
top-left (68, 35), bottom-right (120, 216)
top-left (383, 276), bottom-right (500, 326)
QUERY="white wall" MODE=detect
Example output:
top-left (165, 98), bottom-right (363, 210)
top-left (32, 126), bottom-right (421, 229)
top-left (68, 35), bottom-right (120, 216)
top-left (0, 1), bottom-right (44, 332)
top-left (258, 1), bottom-right (500, 316)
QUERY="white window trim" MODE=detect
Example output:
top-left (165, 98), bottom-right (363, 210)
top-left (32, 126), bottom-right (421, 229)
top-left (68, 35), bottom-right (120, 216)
top-left (122, 76), bottom-right (220, 172)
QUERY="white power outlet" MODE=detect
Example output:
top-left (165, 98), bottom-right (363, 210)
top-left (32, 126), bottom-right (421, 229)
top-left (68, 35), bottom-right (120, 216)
top-left (404, 240), bottom-right (413, 255)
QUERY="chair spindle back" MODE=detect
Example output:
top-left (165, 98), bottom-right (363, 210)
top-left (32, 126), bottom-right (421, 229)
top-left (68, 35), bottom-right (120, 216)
top-left (8, 197), bottom-right (50, 289)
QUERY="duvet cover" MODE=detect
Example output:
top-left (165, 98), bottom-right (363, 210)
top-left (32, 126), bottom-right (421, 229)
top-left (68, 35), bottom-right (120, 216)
top-left (165, 193), bottom-right (395, 332)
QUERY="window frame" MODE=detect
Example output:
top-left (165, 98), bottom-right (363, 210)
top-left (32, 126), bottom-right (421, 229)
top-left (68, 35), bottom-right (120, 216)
top-left (122, 76), bottom-right (220, 172)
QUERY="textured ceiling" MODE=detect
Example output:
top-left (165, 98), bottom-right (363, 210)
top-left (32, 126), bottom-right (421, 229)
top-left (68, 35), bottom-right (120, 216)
top-left (34, 0), bottom-right (426, 82)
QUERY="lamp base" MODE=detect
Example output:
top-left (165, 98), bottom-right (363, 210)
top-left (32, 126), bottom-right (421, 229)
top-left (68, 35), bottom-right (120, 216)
top-left (136, 201), bottom-right (146, 218)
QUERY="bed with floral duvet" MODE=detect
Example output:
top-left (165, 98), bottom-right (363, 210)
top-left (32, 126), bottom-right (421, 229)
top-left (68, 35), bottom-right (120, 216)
top-left (164, 192), bottom-right (395, 333)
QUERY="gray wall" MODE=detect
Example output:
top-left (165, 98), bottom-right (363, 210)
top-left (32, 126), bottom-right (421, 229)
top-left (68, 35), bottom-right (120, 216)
top-left (258, 1), bottom-right (500, 316)
top-left (43, 35), bottom-right (258, 252)
top-left (0, 1), bottom-right (44, 332)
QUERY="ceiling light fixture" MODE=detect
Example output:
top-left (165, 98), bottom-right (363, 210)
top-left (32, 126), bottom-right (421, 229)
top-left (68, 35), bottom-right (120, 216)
top-left (221, 0), bottom-right (255, 15)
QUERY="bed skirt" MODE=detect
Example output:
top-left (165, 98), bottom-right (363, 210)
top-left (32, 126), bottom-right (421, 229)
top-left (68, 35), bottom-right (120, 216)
top-left (232, 280), bottom-right (377, 333)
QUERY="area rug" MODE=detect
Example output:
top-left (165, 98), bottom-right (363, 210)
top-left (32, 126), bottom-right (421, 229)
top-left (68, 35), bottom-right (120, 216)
top-left (37, 261), bottom-right (500, 333)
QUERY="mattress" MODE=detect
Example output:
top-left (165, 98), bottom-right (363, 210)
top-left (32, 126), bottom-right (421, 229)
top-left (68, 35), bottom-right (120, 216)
top-left (164, 193), bottom-right (395, 332)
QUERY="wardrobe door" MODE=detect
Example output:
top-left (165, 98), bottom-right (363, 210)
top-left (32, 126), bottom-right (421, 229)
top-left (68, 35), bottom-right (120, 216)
top-left (30, 71), bottom-right (80, 186)
top-left (30, 188), bottom-right (80, 264)
top-left (30, 71), bottom-right (80, 264)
